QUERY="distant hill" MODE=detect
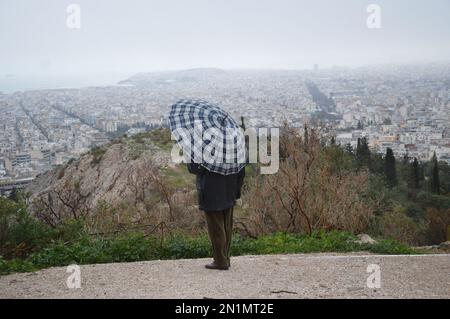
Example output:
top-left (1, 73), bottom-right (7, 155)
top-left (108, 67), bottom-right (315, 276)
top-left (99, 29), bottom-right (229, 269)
top-left (118, 68), bottom-right (227, 86)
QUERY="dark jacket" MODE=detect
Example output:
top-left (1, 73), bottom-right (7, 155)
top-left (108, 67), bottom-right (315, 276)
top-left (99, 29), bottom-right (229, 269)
top-left (187, 163), bottom-right (245, 212)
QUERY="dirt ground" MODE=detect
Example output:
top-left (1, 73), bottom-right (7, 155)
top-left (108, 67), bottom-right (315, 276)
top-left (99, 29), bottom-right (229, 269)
top-left (1, 253), bottom-right (449, 299)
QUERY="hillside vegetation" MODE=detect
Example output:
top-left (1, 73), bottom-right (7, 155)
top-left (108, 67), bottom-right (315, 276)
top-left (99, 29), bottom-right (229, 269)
top-left (1, 126), bottom-right (449, 275)
top-left (242, 125), bottom-right (450, 245)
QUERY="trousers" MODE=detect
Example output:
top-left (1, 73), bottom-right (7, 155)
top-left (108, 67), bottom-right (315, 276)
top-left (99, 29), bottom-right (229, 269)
top-left (204, 207), bottom-right (234, 267)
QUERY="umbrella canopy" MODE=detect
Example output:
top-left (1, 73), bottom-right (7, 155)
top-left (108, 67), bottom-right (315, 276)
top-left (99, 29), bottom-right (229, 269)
top-left (168, 99), bottom-right (246, 175)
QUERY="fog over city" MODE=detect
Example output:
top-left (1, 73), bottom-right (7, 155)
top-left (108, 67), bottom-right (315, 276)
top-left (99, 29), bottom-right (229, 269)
top-left (1, 0), bottom-right (450, 77)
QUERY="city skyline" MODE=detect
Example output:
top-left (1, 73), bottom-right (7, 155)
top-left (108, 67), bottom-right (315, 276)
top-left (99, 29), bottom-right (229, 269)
top-left (1, 64), bottom-right (449, 185)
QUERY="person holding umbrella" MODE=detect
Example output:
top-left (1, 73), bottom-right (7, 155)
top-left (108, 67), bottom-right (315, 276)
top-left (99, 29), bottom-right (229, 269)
top-left (168, 99), bottom-right (246, 270)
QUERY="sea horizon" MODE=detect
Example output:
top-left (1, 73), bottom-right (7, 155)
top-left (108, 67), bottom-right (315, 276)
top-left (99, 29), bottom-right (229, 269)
top-left (0, 73), bottom-right (133, 94)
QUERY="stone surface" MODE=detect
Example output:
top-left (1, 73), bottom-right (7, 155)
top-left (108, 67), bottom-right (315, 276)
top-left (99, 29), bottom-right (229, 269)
top-left (355, 234), bottom-right (377, 245)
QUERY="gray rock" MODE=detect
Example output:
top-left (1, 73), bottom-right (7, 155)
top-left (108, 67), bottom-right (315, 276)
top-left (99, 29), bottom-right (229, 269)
top-left (439, 241), bottom-right (450, 249)
top-left (414, 245), bottom-right (439, 250)
top-left (355, 234), bottom-right (377, 245)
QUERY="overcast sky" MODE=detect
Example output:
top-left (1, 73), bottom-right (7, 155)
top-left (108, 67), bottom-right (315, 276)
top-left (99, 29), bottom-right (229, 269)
top-left (1, 0), bottom-right (450, 76)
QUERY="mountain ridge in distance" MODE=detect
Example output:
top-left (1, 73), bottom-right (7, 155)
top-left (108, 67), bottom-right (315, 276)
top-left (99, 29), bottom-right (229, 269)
top-left (119, 68), bottom-right (227, 86)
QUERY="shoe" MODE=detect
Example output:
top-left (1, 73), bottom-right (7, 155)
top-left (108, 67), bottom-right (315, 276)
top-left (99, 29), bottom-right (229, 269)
top-left (205, 262), bottom-right (229, 270)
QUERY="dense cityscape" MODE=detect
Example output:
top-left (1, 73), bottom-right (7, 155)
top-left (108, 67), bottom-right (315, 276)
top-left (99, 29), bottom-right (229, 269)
top-left (1, 63), bottom-right (450, 193)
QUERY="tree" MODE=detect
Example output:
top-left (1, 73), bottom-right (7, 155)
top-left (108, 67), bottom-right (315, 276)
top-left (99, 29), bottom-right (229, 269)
top-left (330, 136), bottom-right (336, 145)
top-left (438, 161), bottom-right (450, 195)
top-left (303, 124), bottom-right (309, 145)
top-left (407, 157), bottom-right (420, 199)
top-left (370, 152), bottom-right (385, 175)
top-left (410, 157), bottom-right (420, 190)
top-left (8, 188), bottom-right (18, 202)
top-left (430, 152), bottom-right (441, 195)
top-left (356, 137), bottom-right (371, 169)
top-left (385, 148), bottom-right (397, 187)
top-left (398, 152), bottom-right (410, 184)
top-left (34, 179), bottom-right (91, 227)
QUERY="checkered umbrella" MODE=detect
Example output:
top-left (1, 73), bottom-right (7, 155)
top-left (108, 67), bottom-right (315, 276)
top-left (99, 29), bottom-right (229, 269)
top-left (168, 99), bottom-right (246, 175)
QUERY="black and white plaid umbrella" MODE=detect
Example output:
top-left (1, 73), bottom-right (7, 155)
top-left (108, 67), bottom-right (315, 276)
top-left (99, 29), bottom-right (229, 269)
top-left (168, 99), bottom-right (246, 175)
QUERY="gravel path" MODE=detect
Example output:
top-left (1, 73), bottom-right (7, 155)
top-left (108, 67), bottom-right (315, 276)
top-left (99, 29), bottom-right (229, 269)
top-left (1, 253), bottom-right (449, 299)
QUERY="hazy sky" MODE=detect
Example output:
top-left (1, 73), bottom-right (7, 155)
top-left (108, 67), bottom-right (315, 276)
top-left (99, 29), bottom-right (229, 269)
top-left (1, 0), bottom-right (450, 76)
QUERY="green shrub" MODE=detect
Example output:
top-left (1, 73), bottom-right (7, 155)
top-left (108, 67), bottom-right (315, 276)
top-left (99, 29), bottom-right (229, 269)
top-left (159, 233), bottom-right (211, 259)
top-left (0, 196), bottom-right (88, 260)
top-left (90, 146), bottom-right (106, 166)
top-left (370, 205), bottom-right (425, 245)
top-left (0, 256), bottom-right (37, 275)
top-left (0, 230), bottom-right (420, 276)
top-left (105, 233), bottom-right (156, 262)
top-left (363, 239), bottom-right (418, 255)
top-left (148, 128), bottom-right (173, 150)
top-left (0, 197), bottom-right (49, 258)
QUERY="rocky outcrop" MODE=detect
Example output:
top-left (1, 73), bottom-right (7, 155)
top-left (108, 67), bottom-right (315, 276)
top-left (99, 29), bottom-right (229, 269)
top-left (413, 241), bottom-right (450, 253)
top-left (355, 234), bottom-right (377, 245)
top-left (26, 132), bottom-right (175, 220)
top-left (439, 241), bottom-right (450, 249)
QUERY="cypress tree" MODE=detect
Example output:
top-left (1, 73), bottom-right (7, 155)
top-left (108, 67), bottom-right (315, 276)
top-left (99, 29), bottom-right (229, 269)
top-left (431, 152), bottom-right (440, 194)
top-left (356, 137), bottom-right (371, 169)
top-left (385, 148), bottom-right (397, 187)
top-left (362, 138), bottom-right (370, 157)
top-left (304, 124), bottom-right (309, 145)
top-left (411, 157), bottom-right (420, 189)
top-left (330, 136), bottom-right (336, 145)
top-left (406, 157), bottom-right (420, 199)
top-left (356, 138), bottom-right (362, 167)
top-left (400, 153), bottom-right (410, 184)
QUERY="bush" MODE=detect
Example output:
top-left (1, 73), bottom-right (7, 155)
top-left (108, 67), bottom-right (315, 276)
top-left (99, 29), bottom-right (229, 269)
top-left (371, 205), bottom-right (425, 245)
top-left (90, 146), bottom-right (106, 166)
top-left (0, 197), bottom-right (49, 258)
top-left (148, 128), bottom-right (172, 149)
top-left (232, 231), bottom-right (358, 255)
top-left (0, 230), bottom-right (420, 276)
top-left (241, 125), bottom-right (379, 237)
top-left (0, 256), bottom-right (37, 275)
top-left (0, 196), bottom-right (88, 259)
top-left (425, 207), bottom-right (450, 244)
top-left (364, 239), bottom-right (417, 255)
top-left (106, 233), bottom-right (156, 262)
top-left (160, 233), bottom-right (212, 259)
